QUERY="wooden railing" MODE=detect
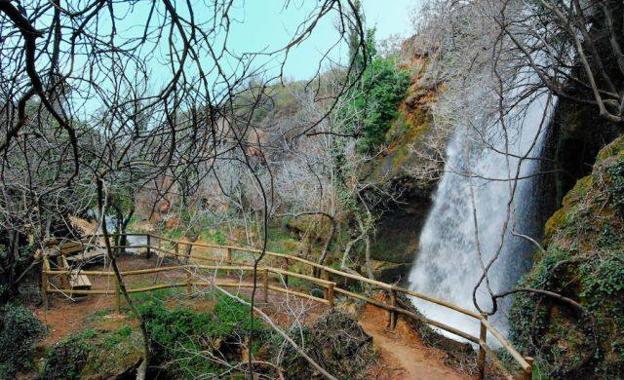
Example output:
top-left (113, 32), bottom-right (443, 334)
top-left (41, 233), bottom-right (533, 380)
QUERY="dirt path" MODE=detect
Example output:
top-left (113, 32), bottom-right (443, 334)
top-left (35, 255), bottom-right (327, 346)
top-left (36, 253), bottom-right (472, 379)
top-left (359, 303), bottom-right (473, 380)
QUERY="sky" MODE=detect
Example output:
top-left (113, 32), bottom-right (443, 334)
top-left (55, 0), bottom-right (422, 118)
top-left (224, 0), bottom-right (421, 80)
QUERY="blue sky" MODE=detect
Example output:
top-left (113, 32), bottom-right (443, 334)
top-left (61, 0), bottom-right (421, 118)
top-left (225, 0), bottom-right (420, 80)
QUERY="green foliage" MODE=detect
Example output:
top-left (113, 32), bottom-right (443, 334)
top-left (43, 329), bottom-right (93, 380)
top-left (139, 299), bottom-right (213, 371)
top-left (580, 253), bottom-right (624, 311)
top-left (511, 138), bottom-right (624, 378)
top-left (606, 160), bottom-right (624, 215)
top-left (43, 327), bottom-right (142, 379)
top-left (341, 30), bottom-right (411, 153)
top-left (104, 325), bottom-right (133, 349)
top-left (212, 229), bottom-right (226, 245)
top-left (138, 295), bottom-right (268, 378)
top-left (0, 304), bottom-right (45, 378)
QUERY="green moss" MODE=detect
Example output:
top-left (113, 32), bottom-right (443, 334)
top-left (368, 107), bottom-right (433, 183)
top-left (511, 135), bottom-right (624, 378)
top-left (596, 134), bottom-right (624, 161)
top-left (43, 331), bottom-right (91, 380)
top-left (43, 328), bottom-right (140, 380)
top-left (103, 325), bottom-right (133, 348)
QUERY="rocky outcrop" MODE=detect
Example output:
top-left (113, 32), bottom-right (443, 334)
top-left (364, 40), bottom-right (446, 283)
top-left (42, 328), bottom-right (143, 379)
top-left (510, 135), bottom-right (624, 378)
top-left (540, 90), bottom-right (621, 217)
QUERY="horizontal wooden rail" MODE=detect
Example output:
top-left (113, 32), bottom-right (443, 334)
top-left (47, 233), bottom-right (532, 379)
top-left (46, 280), bottom-right (327, 303)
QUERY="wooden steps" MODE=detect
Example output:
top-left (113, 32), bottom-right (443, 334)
top-left (69, 272), bottom-right (92, 290)
top-left (60, 255), bottom-right (94, 298)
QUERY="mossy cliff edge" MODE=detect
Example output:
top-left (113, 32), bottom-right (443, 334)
top-left (510, 135), bottom-right (624, 378)
top-left (364, 40), bottom-right (445, 282)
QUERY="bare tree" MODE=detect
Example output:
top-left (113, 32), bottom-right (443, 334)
top-left (0, 1), bottom-right (367, 378)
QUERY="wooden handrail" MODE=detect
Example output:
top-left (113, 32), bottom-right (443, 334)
top-left (45, 233), bottom-right (532, 379)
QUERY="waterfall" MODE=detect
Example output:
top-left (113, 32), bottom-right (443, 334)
top-left (407, 72), bottom-right (556, 339)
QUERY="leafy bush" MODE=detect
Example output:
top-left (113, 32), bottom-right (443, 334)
top-left (354, 59), bottom-right (411, 153)
top-left (340, 31), bottom-right (411, 153)
top-left (43, 327), bottom-right (143, 379)
top-left (138, 295), bottom-right (269, 378)
top-left (42, 329), bottom-right (94, 380)
top-left (0, 303), bottom-right (45, 378)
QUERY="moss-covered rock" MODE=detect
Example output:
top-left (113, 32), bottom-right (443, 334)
top-left (42, 327), bottom-right (143, 379)
top-left (510, 135), bottom-right (624, 379)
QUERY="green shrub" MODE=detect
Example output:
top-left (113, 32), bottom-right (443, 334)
top-left (0, 304), bottom-right (45, 377)
top-left (606, 160), bottom-right (624, 215)
top-left (339, 30), bottom-right (411, 154)
top-left (355, 58), bottom-right (411, 153)
top-left (42, 329), bottom-right (93, 380)
top-left (104, 325), bottom-right (133, 348)
top-left (138, 295), bottom-right (269, 378)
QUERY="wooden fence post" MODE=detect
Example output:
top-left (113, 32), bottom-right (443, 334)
top-left (524, 357), bottom-right (534, 380)
top-left (146, 235), bottom-right (151, 259)
top-left (115, 277), bottom-right (121, 313)
top-left (478, 314), bottom-right (488, 379)
top-left (327, 283), bottom-right (335, 308)
top-left (283, 257), bottom-right (289, 287)
top-left (389, 288), bottom-right (398, 330)
top-left (226, 247), bottom-right (232, 275)
top-left (186, 267), bottom-right (192, 296)
top-left (60, 256), bottom-right (70, 290)
top-left (263, 268), bottom-right (269, 303)
top-left (185, 243), bottom-right (191, 264)
top-left (41, 255), bottom-right (49, 310)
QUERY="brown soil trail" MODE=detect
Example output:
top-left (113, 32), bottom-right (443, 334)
top-left (359, 303), bottom-right (474, 380)
top-left (36, 254), bottom-right (474, 379)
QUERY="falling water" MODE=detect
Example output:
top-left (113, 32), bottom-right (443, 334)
top-left (407, 73), bottom-right (556, 339)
